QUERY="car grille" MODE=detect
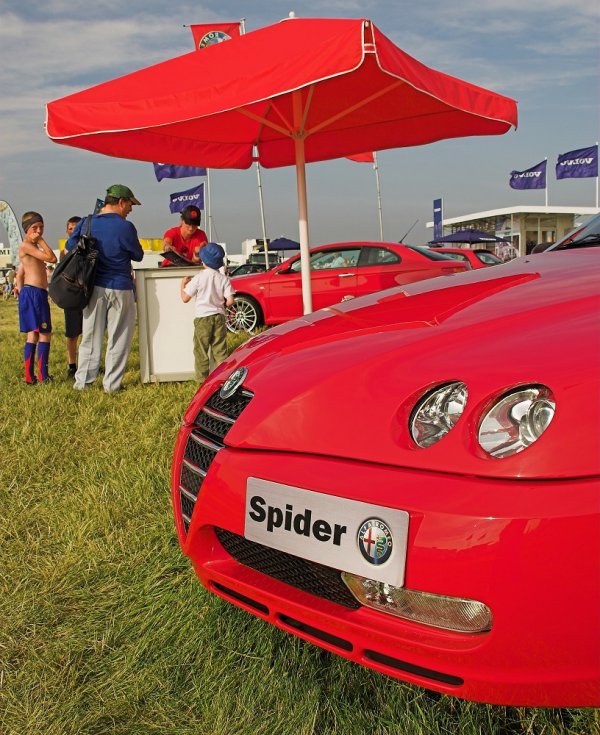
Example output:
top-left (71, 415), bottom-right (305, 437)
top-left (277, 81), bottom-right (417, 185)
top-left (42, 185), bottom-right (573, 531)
top-left (179, 387), bottom-right (360, 611)
top-left (178, 387), bottom-right (253, 534)
top-left (215, 528), bottom-right (361, 610)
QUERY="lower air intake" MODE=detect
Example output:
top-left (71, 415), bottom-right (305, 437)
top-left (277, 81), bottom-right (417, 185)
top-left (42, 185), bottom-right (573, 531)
top-left (215, 527), bottom-right (360, 610)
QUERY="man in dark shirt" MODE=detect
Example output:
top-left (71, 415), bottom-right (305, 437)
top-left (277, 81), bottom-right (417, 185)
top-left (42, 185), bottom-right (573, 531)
top-left (62, 216), bottom-right (83, 378)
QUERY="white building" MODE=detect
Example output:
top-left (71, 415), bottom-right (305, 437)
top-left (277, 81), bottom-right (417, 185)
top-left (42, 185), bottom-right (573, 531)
top-left (426, 205), bottom-right (599, 256)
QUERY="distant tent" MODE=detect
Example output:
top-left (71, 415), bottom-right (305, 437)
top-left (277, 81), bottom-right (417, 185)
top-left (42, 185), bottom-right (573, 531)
top-left (429, 229), bottom-right (509, 245)
top-left (267, 237), bottom-right (300, 251)
top-left (0, 200), bottom-right (23, 266)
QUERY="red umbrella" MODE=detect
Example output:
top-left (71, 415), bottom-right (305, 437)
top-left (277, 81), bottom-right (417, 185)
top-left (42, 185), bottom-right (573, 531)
top-left (46, 17), bottom-right (517, 313)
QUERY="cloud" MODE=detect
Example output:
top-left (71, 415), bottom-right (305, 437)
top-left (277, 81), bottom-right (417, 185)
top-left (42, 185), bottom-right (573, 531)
top-left (0, 10), bottom-right (196, 157)
top-left (0, 1), bottom-right (597, 252)
top-left (383, 0), bottom-right (598, 97)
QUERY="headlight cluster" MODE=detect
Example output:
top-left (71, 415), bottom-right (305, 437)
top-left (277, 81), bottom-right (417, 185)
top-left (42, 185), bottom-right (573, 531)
top-left (410, 382), bottom-right (555, 458)
top-left (478, 386), bottom-right (555, 457)
top-left (410, 382), bottom-right (468, 448)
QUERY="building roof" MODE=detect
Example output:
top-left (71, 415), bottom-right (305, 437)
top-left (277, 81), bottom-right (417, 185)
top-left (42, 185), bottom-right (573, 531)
top-left (426, 205), bottom-right (599, 229)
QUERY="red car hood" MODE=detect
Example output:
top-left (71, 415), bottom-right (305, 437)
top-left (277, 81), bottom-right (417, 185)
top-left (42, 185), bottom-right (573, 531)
top-left (199, 251), bottom-right (600, 480)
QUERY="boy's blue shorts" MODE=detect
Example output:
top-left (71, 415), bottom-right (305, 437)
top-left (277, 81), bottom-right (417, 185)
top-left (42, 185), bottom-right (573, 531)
top-left (19, 285), bottom-right (52, 334)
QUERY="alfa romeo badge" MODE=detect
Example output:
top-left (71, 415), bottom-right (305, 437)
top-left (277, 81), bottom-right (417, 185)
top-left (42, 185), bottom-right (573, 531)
top-left (357, 518), bottom-right (393, 565)
top-left (220, 367), bottom-right (248, 399)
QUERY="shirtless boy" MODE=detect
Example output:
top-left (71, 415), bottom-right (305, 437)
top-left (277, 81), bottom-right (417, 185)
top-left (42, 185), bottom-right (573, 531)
top-left (16, 211), bottom-right (57, 383)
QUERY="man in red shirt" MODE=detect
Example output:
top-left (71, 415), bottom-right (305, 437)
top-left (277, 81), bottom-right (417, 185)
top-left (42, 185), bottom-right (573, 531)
top-left (161, 205), bottom-right (208, 266)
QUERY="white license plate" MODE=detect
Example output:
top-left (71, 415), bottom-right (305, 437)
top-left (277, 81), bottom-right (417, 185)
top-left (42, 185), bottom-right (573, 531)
top-left (245, 477), bottom-right (409, 587)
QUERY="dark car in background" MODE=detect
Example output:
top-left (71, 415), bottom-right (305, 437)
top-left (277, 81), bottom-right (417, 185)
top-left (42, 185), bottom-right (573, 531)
top-left (433, 247), bottom-right (502, 269)
top-left (227, 241), bottom-right (468, 331)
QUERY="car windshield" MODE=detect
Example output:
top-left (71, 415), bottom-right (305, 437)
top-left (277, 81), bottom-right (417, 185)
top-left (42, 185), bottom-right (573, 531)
top-left (548, 213), bottom-right (600, 251)
top-left (439, 252), bottom-right (468, 262)
top-left (475, 250), bottom-right (502, 265)
top-left (405, 245), bottom-right (457, 261)
top-left (288, 248), bottom-right (361, 272)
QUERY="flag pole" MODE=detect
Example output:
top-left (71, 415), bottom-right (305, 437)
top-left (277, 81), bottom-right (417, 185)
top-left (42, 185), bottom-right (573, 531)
top-left (545, 157), bottom-right (548, 207)
top-left (373, 152), bottom-right (384, 240)
top-left (241, 19), bottom-right (270, 267)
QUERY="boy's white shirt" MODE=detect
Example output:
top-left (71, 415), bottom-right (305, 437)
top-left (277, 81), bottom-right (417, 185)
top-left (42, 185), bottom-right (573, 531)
top-left (184, 267), bottom-right (235, 318)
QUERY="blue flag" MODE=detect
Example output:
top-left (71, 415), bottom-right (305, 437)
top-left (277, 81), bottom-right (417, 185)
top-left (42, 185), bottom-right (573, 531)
top-left (433, 198), bottom-right (443, 240)
top-left (154, 163), bottom-right (207, 181)
top-left (169, 183), bottom-right (204, 213)
top-left (556, 146), bottom-right (598, 180)
top-left (509, 160), bottom-right (546, 190)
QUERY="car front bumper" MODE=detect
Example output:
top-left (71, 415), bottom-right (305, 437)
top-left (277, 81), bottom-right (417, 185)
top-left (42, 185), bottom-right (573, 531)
top-left (172, 424), bottom-right (600, 707)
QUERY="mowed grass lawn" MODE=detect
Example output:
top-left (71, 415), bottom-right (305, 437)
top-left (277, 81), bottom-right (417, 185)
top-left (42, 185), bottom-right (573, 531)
top-left (0, 298), bottom-right (597, 735)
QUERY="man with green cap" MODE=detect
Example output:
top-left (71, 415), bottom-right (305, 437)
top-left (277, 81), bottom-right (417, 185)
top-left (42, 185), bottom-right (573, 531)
top-left (66, 184), bottom-right (144, 393)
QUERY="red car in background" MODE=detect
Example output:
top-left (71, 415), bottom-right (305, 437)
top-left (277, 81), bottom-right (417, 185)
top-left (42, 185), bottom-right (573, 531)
top-left (171, 214), bottom-right (600, 706)
top-left (433, 247), bottom-right (502, 269)
top-left (227, 241), bottom-right (468, 332)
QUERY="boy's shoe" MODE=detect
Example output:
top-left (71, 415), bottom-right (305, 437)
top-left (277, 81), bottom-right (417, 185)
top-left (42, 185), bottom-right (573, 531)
top-left (23, 378), bottom-right (37, 385)
top-left (40, 375), bottom-right (54, 383)
top-left (67, 366), bottom-right (77, 378)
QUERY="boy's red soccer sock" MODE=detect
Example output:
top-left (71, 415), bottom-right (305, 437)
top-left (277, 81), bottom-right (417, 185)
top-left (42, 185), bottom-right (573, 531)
top-left (24, 341), bottom-right (37, 383)
top-left (37, 342), bottom-right (51, 382)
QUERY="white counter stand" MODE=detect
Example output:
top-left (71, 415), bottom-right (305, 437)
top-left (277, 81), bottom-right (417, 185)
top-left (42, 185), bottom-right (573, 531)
top-left (136, 266), bottom-right (202, 383)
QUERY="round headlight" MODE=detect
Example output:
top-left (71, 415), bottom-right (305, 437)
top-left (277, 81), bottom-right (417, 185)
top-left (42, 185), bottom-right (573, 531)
top-left (478, 385), bottom-right (555, 458)
top-left (410, 382), bottom-right (468, 448)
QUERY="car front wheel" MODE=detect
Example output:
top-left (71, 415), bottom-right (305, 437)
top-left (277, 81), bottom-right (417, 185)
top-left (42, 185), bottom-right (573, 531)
top-left (227, 295), bottom-right (263, 333)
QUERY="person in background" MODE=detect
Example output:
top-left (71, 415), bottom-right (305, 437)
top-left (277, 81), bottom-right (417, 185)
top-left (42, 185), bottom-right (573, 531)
top-left (180, 242), bottom-right (235, 383)
top-left (3, 266), bottom-right (16, 300)
top-left (161, 205), bottom-right (207, 266)
top-left (66, 184), bottom-right (144, 393)
top-left (61, 216), bottom-right (83, 378)
top-left (16, 211), bottom-right (57, 384)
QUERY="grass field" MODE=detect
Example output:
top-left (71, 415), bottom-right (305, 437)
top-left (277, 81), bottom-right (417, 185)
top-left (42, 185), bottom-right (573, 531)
top-left (0, 298), bottom-right (597, 735)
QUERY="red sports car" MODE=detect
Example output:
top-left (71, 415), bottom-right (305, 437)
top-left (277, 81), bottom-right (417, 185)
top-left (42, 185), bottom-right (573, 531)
top-left (433, 246), bottom-right (503, 269)
top-left (171, 215), bottom-right (600, 706)
top-left (227, 241), bottom-right (468, 332)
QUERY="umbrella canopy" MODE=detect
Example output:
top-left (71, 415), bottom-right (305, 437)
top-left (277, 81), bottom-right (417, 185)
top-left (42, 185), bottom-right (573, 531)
top-left (267, 237), bottom-right (301, 251)
top-left (46, 16), bottom-right (518, 312)
top-left (429, 229), bottom-right (510, 245)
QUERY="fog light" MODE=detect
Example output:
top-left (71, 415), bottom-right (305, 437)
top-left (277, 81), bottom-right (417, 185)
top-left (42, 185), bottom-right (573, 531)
top-left (342, 573), bottom-right (492, 633)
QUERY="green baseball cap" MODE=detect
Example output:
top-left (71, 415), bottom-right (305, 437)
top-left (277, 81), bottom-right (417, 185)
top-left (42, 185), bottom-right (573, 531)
top-left (105, 184), bottom-right (141, 205)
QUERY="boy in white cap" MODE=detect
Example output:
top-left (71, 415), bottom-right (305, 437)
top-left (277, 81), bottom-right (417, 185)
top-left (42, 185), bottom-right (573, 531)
top-left (180, 242), bottom-right (235, 383)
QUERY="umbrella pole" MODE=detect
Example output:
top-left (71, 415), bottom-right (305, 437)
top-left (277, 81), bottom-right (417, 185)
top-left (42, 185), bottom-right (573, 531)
top-left (206, 169), bottom-right (212, 241)
top-left (374, 152), bottom-right (384, 241)
top-left (255, 160), bottom-right (269, 268)
top-left (293, 93), bottom-right (312, 314)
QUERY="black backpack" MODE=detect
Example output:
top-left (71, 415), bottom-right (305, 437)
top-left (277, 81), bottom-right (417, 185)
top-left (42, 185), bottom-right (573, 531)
top-left (49, 215), bottom-right (98, 310)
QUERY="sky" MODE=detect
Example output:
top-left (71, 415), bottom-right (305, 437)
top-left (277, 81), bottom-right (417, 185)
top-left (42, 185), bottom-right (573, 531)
top-left (0, 0), bottom-right (598, 255)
